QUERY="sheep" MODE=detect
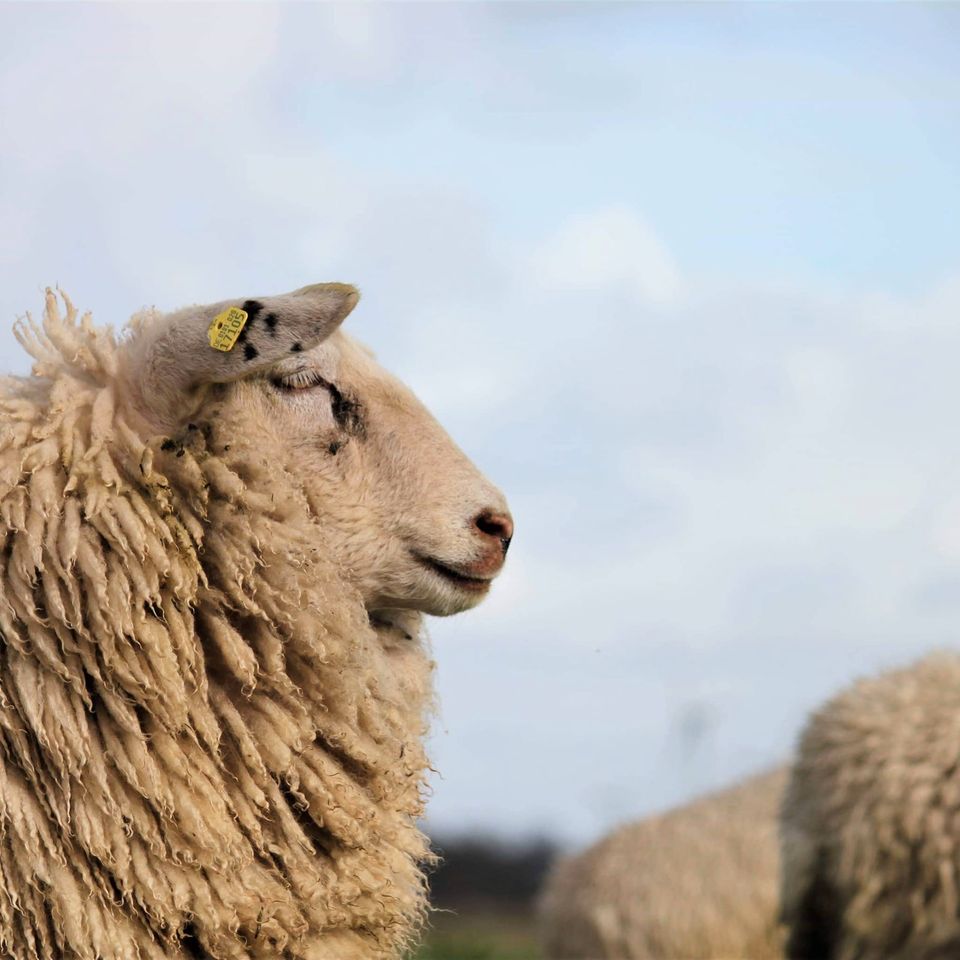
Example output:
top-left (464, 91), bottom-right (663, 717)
top-left (539, 767), bottom-right (788, 959)
top-left (780, 650), bottom-right (960, 960)
top-left (0, 285), bottom-right (513, 960)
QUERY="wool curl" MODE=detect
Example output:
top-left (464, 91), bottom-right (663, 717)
top-left (0, 291), bottom-right (434, 960)
top-left (539, 767), bottom-right (788, 959)
top-left (781, 651), bottom-right (960, 960)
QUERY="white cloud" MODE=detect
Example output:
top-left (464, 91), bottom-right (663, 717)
top-left (931, 497), bottom-right (960, 561)
top-left (0, 6), bottom-right (281, 169)
top-left (529, 206), bottom-right (682, 305)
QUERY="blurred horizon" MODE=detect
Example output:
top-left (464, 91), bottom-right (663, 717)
top-left (2, 2), bottom-right (960, 850)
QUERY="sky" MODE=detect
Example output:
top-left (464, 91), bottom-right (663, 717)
top-left (2, 2), bottom-right (960, 846)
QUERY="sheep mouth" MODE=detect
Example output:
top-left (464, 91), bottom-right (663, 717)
top-left (415, 555), bottom-right (492, 593)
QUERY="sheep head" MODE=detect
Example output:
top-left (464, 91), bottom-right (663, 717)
top-left (123, 282), bottom-right (513, 617)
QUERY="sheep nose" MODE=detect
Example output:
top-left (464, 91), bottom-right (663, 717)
top-left (475, 510), bottom-right (514, 555)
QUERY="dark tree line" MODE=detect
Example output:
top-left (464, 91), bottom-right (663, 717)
top-left (427, 835), bottom-right (559, 912)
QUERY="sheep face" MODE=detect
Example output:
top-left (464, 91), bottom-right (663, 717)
top-left (125, 282), bottom-right (513, 617)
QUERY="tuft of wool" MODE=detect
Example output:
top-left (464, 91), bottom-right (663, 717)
top-left (0, 292), bottom-right (433, 959)
top-left (539, 768), bottom-right (788, 959)
top-left (781, 651), bottom-right (960, 960)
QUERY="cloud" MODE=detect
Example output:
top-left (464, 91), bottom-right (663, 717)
top-left (423, 247), bottom-right (960, 840)
top-left (0, 6), bottom-right (281, 169)
top-left (529, 206), bottom-right (682, 305)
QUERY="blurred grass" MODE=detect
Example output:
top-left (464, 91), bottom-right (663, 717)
top-left (413, 910), bottom-right (541, 960)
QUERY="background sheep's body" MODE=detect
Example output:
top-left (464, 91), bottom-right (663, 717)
top-left (0, 289), bottom-right (510, 960)
top-left (781, 651), bottom-right (960, 960)
top-left (538, 767), bottom-right (788, 959)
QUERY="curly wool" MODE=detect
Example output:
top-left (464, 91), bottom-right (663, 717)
top-left (0, 292), bottom-right (433, 959)
top-left (781, 651), bottom-right (960, 960)
top-left (539, 768), bottom-right (788, 959)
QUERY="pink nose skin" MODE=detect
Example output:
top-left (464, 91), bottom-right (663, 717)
top-left (474, 510), bottom-right (514, 556)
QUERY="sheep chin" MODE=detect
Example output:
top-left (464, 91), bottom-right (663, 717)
top-left (367, 608), bottom-right (422, 644)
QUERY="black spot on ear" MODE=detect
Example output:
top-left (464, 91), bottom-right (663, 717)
top-left (328, 440), bottom-right (344, 456)
top-left (244, 343), bottom-right (259, 361)
top-left (236, 326), bottom-right (248, 343)
top-left (291, 342), bottom-right (302, 353)
top-left (241, 300), bottom-right (264, 326)
top-left (264, 313), bottom-right (279, 336)
top-left (160, 438), bottom-right (176, 452)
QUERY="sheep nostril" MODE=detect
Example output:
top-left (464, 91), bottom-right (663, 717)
top-left (475, 510), bottom-right (514, 555)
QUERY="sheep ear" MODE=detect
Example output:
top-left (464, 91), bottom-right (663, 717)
top-left (127, 282), bottom-right (359, 429)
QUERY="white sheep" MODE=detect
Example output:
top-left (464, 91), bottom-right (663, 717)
top-left (781, 651), bottom-right (960, 960)
top-left (539, 768), bottom-right (788, 959)
top-left (0, 285), bottom-right (513, 960)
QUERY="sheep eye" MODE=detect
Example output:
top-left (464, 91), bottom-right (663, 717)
top-left (271, 370), bottom-right (332, 392)
top-left (270, 371), bottom-right (366, 437)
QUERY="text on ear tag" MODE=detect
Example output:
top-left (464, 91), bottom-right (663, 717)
top-left (208, 307), bottom-right (248, 352)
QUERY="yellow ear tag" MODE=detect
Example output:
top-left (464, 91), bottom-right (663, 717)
top-left (208, 306), bottom-right (249, 352)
